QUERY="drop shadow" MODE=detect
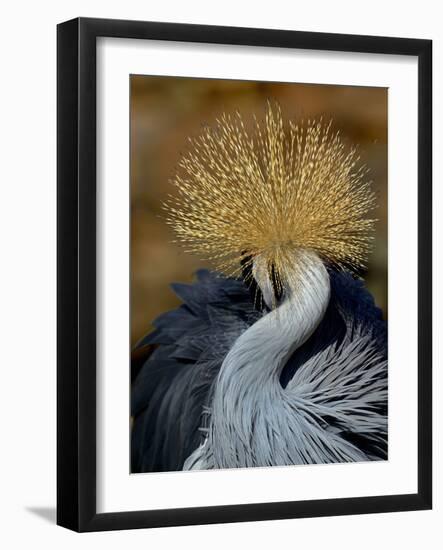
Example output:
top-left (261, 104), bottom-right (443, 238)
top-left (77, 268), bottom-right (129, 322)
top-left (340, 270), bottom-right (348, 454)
top-left (26, 506), bottom-right (56, 524)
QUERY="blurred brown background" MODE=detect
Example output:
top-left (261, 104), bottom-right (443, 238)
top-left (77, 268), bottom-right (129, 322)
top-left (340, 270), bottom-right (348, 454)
top-left (130, 76), bottom-right (387, 347)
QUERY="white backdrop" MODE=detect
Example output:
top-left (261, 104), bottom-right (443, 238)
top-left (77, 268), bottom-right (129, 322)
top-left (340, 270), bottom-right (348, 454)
top-left (0, 1), bottom-right (441, 548)
top-left (97, 39), bottom-right (418, 513)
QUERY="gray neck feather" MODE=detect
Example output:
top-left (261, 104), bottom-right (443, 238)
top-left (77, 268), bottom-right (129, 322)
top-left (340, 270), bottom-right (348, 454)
top-left (190, 250), bottom-right (331, 469)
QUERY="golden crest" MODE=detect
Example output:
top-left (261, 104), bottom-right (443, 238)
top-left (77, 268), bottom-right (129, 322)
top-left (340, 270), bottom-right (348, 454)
top-left (165, 103), bottom-right (376, 286)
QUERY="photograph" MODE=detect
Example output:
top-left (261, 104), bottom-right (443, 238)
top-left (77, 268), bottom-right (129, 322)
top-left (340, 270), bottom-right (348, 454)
top-left (130, 76), bottom-right (388, 473)
top-left (0, 1), bottom-right (437, 544)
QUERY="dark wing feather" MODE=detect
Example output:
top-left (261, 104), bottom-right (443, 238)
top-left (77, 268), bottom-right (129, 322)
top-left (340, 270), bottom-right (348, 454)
top-left (131, 270), bottom-right (260, 472)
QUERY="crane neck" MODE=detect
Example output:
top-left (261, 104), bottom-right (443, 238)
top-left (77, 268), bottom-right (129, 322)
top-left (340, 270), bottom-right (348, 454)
top-left (204, 250), bottom-right (331, 469)
top-left (228, 250), bottom-right (331, 382)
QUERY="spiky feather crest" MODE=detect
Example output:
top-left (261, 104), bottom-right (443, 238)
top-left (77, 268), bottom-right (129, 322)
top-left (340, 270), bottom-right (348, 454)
top-left (165, 103), bottom-right (376, 290)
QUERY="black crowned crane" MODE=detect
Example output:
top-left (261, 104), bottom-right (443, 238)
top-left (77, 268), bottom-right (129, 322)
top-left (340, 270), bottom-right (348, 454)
top-left (131, 104), bottom-right (387, 472)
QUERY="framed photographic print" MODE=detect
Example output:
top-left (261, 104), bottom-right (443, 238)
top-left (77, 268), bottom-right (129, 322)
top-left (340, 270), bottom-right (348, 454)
top-left (57, 17), bottom-right (432, 531)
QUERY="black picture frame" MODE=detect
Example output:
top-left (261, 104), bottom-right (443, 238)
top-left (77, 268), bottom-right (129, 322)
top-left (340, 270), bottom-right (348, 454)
top-left (57, 17), bottom-right (432, 532)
